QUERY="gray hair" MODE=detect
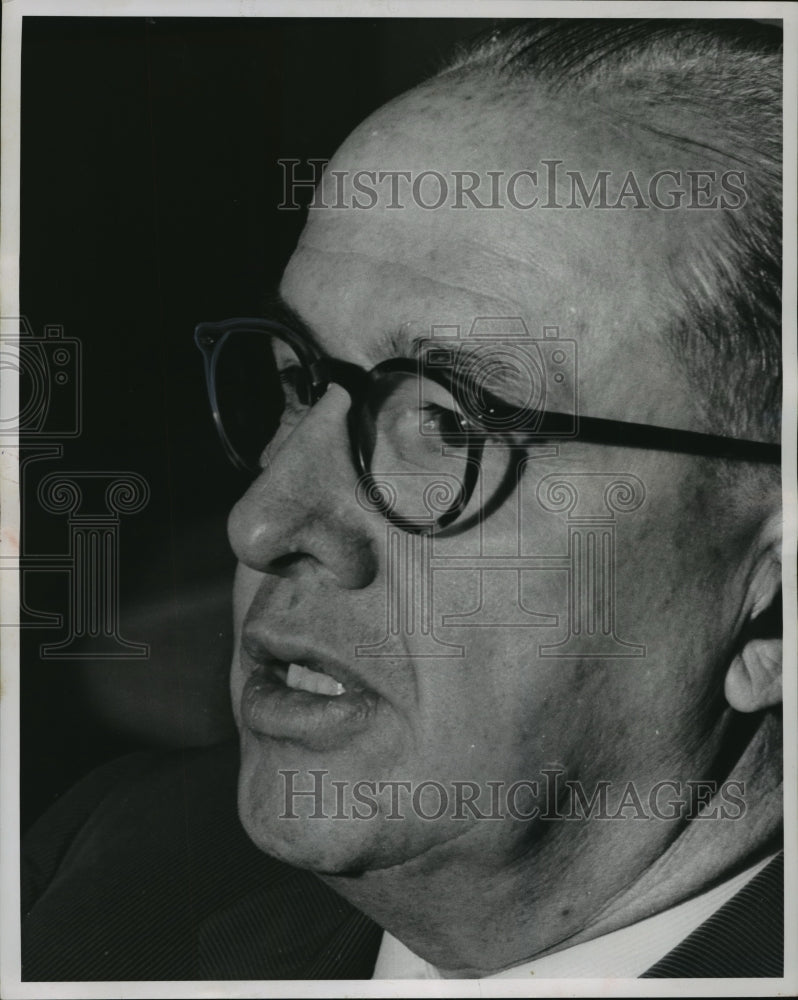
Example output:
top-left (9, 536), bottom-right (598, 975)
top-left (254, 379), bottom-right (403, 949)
top-left (440, 19), bottom-right (782, 444)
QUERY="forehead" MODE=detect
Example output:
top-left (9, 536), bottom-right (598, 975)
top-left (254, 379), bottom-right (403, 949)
top-left (280, 75), bottom-right (712, 426)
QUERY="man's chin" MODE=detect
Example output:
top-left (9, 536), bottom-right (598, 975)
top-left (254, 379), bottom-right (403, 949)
top-left (235, 731), bottom-right (460, 877)
top-left (235, 734), bottom-right (385, 875)
top-left (237, 773), bottom-right (383, 876)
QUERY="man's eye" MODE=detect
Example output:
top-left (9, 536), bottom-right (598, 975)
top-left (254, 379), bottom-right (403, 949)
top-left (420, 405), bottom-right (473, 447)
top-left (279, 366), bottom-right (312, 409)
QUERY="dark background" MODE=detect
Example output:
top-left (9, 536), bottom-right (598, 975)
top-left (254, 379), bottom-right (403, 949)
top-left (19, 15), bottom-right (494, 831)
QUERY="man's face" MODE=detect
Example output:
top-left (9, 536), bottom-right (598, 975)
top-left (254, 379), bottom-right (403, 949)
top-left (228, 78), bottom-right (753, 875)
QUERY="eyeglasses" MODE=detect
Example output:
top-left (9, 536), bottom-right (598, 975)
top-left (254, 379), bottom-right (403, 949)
top-left (195, 317), bottom-right (780, 535)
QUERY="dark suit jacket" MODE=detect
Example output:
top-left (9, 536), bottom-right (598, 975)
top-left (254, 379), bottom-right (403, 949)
top-left (21, 742), bottom-right (783, 980)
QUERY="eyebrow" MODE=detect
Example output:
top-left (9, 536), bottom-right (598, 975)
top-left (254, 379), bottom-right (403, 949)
top-left (265, 292), bottom-right (409, 357)
top-left (403, 332), bottom-right (541, 410)
top-left (263, 293), bottom-right (323, 350)
top-left (264, 292), bottom-right (420, 359)
top-left (265, 291), bottom-right (539, 409)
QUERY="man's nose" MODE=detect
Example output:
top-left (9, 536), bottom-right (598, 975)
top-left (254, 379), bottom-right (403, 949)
top-left (227, 385), bottom-right (378, 589)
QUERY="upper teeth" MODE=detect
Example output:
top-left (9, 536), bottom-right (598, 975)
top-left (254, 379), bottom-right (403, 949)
top-left (285, 662), bottom-right (345, 697)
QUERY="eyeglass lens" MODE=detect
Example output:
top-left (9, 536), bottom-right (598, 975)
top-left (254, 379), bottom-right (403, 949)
top-left (210, 328), bottom-right (505, 528)
top-left (212, 328), bottom-right (310, 471)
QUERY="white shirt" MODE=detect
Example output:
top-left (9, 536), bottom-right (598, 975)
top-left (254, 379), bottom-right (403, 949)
top-left (372, 853), bottom-right (775, 979)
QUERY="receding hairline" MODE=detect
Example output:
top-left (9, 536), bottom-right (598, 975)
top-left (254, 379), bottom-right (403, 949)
top-left (427, 20), bottom-right (782, 446)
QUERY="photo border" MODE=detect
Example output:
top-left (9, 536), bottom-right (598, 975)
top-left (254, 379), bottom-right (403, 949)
top-left (1, 2), bottom-right (795, 997)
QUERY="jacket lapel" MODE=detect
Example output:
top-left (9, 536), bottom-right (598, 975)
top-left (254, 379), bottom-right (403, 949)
top-left (642, 852), bottom-right (783, 977)
top-left (198, 866), bottom-right (381, 979)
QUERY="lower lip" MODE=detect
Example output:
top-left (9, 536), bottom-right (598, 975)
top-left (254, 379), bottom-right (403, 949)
top-left (240, 663), bottom-right (380, 749)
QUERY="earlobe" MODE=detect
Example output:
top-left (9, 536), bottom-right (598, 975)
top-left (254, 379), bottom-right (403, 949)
top-left (725, 638), bottom-right (782, 712)
top-left (724, 511), bottom-right (782, 713)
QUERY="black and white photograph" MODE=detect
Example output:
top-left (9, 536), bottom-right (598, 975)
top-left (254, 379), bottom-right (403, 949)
top-left (1, 2), bottom-right (796, 995)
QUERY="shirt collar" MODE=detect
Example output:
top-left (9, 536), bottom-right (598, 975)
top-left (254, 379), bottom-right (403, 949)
top-left (372, 852), bottom-right (776, 980)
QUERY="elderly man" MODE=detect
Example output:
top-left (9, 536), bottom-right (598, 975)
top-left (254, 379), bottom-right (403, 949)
top-left (22, 19), bottom-right (783, 981)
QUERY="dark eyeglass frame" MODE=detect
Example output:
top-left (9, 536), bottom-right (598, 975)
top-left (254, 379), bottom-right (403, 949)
top-left (195, 317), bottom-right (487, 532)
top-left (195, 316), bottom-right (780, 533)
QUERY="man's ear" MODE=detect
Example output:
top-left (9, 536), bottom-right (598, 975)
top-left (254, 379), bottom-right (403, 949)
top-left (724, 513), bottom-right (782, 713)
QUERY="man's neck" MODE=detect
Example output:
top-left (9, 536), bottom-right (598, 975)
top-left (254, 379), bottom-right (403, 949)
top-left (318, 712), bottom-right (782, 977)
top-left (574, 709), bottom-right (782, 946)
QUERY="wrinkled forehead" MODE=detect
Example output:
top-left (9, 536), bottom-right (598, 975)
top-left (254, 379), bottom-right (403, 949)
top-left (280, 76), bottom-right (717, 426)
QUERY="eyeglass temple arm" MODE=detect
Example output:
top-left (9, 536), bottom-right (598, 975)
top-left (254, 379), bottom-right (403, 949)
top-left (194, 322), bottom-right (779, 465)
top-left (536, 411), bottom-right (780, 463)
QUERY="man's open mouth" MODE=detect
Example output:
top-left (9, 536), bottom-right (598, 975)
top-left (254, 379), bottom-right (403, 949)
top-left (278, 661), bottom-right (346, 697)
top-left (238, 635), bottom-right (379, 746)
